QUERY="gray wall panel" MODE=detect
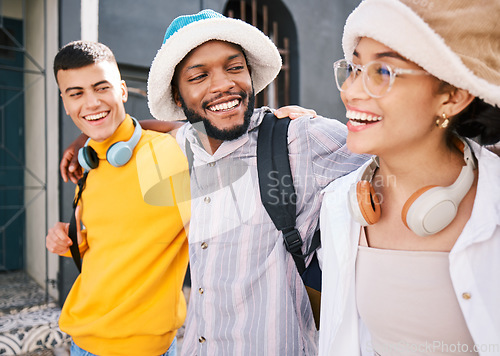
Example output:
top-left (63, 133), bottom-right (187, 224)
top-left (58, 0), bottom-right (85, 304)
top-left (99, 1), bottom-right (202, 67)
top-left (283, 0), bottom-right (359, 121)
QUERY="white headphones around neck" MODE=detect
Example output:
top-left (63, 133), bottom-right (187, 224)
top-left (348, 137), bottom-right (476, 237)
top-left (77, 116), bottom-right (142, 171)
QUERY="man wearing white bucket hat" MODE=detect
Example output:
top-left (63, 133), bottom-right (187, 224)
top-left (147, 9), bottom-right (367, 356)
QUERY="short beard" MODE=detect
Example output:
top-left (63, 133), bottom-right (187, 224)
top-left (179, 90), bottom-right (255, 141)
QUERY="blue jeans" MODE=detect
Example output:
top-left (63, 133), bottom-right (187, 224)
top-left (70, 337), bottom-right (177, 356)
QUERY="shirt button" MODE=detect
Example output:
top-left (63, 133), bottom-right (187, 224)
top-left (199, 336), bottom-right (206, 343)
top-left (208, 162), bottom-right (216, 167)
top-left (199, 287), bottom-right (204, 295)
top-left (204, 196), bottom-right (211, 204)
top-left (462, 292), bottom-right (472, 300)
top-left (201, 242), bottom-right (208, 249)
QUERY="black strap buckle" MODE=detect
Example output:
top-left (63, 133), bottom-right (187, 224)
top-left (283, 229), bottom-right (303, 252)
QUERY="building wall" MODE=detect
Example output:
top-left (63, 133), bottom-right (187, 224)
top-left (56, 0), bottom-right (86, 301)
top-left (285, 0), bottom-right (359, 119)
top-left (25, 0), bottom-right (59, 297)
top-left (3, 0), bottom-right (60, 297)
top-left (44, 0), bottom-right (61, 299)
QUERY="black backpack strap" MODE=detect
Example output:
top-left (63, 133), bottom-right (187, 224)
top-left (258, 112), bottom-right (319, 275)
top-left (302, 230), bottom-right (321, 290)
top-left (67, 171), bottom-right (88, 273)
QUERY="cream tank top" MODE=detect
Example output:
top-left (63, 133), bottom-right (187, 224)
top-left (356, 229), bottom-right (478, 356)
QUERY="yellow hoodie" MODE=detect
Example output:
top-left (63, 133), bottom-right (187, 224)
top-left (59, 116), bottom-right (189, 356)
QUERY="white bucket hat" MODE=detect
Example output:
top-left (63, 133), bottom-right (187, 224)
top-left (342, 0), bottom-right (500, 108)
top-left (148, 9), bottom-right (282, 121)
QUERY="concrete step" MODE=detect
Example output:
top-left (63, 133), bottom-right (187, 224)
top-left (0, 272), bottom-right (70, 356)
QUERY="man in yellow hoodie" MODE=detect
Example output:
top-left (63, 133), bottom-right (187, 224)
top-left (46, 41), bottom-right (189, 356)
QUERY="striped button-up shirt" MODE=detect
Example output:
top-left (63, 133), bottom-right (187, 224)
top-left (177, 108), bottom-right (368, 355)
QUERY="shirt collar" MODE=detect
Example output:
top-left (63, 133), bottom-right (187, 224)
top-left (452, 140), bottom-right (500, 251)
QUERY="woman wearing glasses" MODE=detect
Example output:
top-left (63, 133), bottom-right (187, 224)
top-left (318, 0), bottom-right (500, 355)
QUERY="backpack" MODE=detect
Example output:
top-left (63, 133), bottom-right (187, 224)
top-left (256, 112), bottom-right (322, 330)
top-left (185, 112), bottom-right (322, 329)
top-left (68, 172), bottom-right (88, 273)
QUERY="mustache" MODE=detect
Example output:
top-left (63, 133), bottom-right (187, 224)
top-left (201, 90), bottom-right (248, 110)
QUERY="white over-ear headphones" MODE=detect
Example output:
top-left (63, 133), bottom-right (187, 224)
top-left (78, 116), bottom-right (142, 171)
top-left (348, 137), bottom-right (476, 237)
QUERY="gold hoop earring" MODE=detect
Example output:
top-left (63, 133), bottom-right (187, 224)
top-left (436, 113), bottom-right (450, 129)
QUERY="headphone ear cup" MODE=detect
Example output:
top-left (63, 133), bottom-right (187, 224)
top-left (78, 146), bottom-right (99, 171)
top-left (401, 185), bottom-right (436, 230)
top-left (105, 117), bottom-right (142, 167)
top-left (357, 181), bottom-right (381, 225)
top-left (348, 180), bottom-right (381, 225)
top-left (402, 185), bottom-right (462, 237)
top-left (106, 141), bottom-right (133, 167)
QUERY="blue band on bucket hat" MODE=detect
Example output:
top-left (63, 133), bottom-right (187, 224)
top-left (162, 10), bottom-right (224, 44)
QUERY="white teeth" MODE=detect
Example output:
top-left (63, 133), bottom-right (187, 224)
top-left (209, 99), bottom-right (239, 112)
top-left (346, 109), bottom-right (382, 122)
top-left (85, 112), bottom-right (108, 121)
top-left (349, 120), bottom-right (366, 127)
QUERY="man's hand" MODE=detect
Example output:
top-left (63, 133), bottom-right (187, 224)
top-left (274, 105), bottom-right (317, 120)
top-left (46, 206), bottom-right (82, 254)
top-left (61, 133), bottom-right (87, 184)
top-left (46, 222), bottom-right (72, 254)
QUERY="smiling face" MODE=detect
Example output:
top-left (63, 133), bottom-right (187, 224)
top-left (173, 40), bottom-right (255, 145)
top-left (341, 37), bottom-right (448, 157)
top-left (57, 61), bottom-right (128, 142)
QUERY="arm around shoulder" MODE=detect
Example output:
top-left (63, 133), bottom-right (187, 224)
top-left (139, 119), bottom-right (185, 138)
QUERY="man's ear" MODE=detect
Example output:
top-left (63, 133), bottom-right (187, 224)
top-left (60, 93), bottom-right (70, 116)
top-left (441, 87), bottom-right (474, 118)
top-left (121, 80), bottom-right (128, 103)
top-left (172, 85), bottom-right (182, 108)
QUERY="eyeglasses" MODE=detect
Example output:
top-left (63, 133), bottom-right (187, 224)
top-left (333, 59), bottom-right (429, 98)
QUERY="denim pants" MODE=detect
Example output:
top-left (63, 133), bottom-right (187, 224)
top-left (70, 337), bottom-right (177, 356)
